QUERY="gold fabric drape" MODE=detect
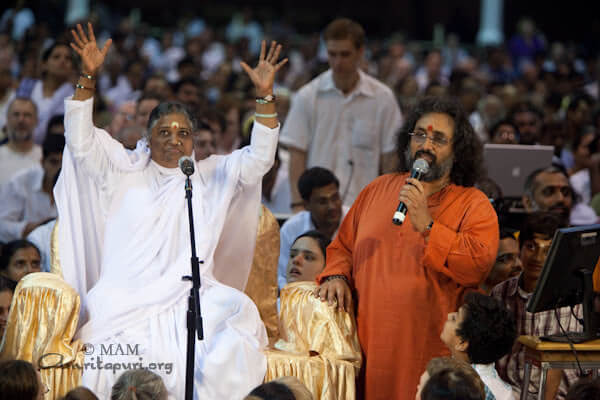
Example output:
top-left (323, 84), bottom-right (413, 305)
top-left (49, 218), bottom-right (62, 277)
top-left (244, 205), bottom-right (280, 342)
top-left (0, 272), bottom-right (84, 400)
top-left (265, 282), bottom-right (362, 400)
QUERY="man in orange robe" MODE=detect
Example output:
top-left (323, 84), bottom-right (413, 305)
top-left (315, 97), bottom-right (499, 399)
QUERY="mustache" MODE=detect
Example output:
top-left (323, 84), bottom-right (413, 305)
top-left (415, 150), bottom-right (437, 164)
top-left (550, 203), bottom-right (568, 208)
top-left (549, 204), bottom-right (569, 213)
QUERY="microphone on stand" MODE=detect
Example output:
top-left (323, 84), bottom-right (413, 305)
top-left (178, 155), bottom-right (204, 400)
top-left (179, 156), bottom-right (195, 176)
top-left (392, 158), bottom-right (430, 225)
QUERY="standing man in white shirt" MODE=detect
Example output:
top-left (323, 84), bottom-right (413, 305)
top-left (280, 18), bottom-right (402, 209)
top-left (0, 97), bottom-right (42, 184)
top-left (277, 167), bottom-right (346, 290)
top-left (0, 134), bottom-right (64, 242)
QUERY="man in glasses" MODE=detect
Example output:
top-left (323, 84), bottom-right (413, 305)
top-left (314, 96), bottom-right (499, 399)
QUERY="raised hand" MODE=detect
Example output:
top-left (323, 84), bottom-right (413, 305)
top-left (240, 40), bottom-right (288, 97)
top-left (70, 22), bottom-right (112, 76)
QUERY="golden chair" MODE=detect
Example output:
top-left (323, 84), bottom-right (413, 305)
top-left (243, 207), bottom-right (362, 399)
top-left (265, 281), bottom-right (362, 400)
top-left (244, 205), bottom-right (281, 343)
top-left (0, 272), bottom-right (85, 400)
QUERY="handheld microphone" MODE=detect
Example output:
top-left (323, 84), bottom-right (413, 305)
top-left (392, 158), bottom-right (429, 225)
top-left (178, 156), bottom-right (195, 176)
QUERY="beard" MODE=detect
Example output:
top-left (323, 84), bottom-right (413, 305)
top-left (7, 126), bottom-right (33, 142)
top-left (530, 198), bottom-right (571, 220)
top-left (404, 148), bottom-right (453, 182)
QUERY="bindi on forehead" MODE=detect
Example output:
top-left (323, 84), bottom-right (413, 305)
top-left (171, 121), bottom-right (180, 129)
top-left (536, 172), bottom-right (569, 186)
top-left (415, 123), bottom-right (450, 139)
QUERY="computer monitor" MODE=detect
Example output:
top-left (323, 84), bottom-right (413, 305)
top-left (527, 224), bottom-right (600, 343)
top-left (484, 144), bottom-right (554, 198)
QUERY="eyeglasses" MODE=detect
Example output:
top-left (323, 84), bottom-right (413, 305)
top-left (495, 130), bottom-right (517, 142)
top-left (408, 131), bottom-right (450, 148)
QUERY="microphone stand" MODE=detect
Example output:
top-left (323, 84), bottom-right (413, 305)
top-left (182, 176), bottom-right (204, 400)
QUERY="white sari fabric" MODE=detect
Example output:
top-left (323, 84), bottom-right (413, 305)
top-left (55, 97), bottom-right (277, 399)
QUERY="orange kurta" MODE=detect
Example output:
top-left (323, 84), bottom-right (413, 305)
top-left (317, 173), bottom-right (499, 400)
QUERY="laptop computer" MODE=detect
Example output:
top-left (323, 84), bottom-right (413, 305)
top-left (483, 144), bottom-right (555, 198)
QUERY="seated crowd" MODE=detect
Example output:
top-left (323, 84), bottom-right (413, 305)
top-left (2, 4), bottom-right (600, 400)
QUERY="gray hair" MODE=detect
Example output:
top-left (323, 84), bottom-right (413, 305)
top-left (110, 369), bottom-right (168, 400)
top-left (145, 101), bottom-right (197, 141)
top-left (8, 96), bottom-right (39, 118)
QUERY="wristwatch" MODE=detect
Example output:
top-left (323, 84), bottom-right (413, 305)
top-left (324, 274), bottom-right (350, 285)
top-left (423, 220), bottom-right (434, 237)
top-left (256, 94), bottom-right (276, 104)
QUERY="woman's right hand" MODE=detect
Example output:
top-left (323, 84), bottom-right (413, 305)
top-left (70, 22), bottom-right (112, 76)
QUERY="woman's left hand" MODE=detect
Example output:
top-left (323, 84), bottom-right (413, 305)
top-left (240, 40), bottom-right (288, 97)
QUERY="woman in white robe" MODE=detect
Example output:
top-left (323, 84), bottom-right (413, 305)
top-left (55, 23), bottom-right (288, 399)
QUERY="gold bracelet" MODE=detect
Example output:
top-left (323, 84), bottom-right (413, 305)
top-left (81, 73), bottom-right (95, 80)
top-left (76, 83), bottom-right (95, 91)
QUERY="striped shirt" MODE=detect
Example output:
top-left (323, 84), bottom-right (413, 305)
top-left (491, 276), bottom-right (582, 400)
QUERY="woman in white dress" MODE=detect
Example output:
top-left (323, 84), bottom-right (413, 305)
top-left (56, 23), bottom-right (287, 399)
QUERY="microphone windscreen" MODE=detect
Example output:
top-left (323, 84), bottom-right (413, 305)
top-left (413, 158), bottom-right (430, 174)
top-left (178, 156), bottom-right (195, 176)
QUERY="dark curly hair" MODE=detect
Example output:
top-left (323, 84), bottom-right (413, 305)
top-left (297, 167), bottom-right (339, 202)
top-left (519, 211), bottom-right (567, 250)
top-left (456, 292), bottom-right (517, 364)
top-left (396, 96), bottom-right (484, 187)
